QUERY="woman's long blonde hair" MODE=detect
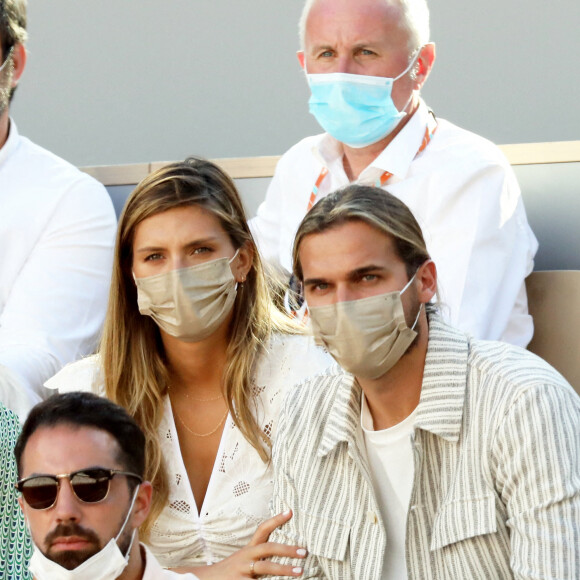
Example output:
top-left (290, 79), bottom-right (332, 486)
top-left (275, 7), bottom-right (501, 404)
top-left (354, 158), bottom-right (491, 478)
top-left (99, 157), bottom-right (298, 536)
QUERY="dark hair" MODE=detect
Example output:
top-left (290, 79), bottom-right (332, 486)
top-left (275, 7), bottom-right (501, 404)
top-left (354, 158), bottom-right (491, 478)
top-left (14, 392), bottom-right (146, 488)
top-left (293, 184), bottom-right (431, 281)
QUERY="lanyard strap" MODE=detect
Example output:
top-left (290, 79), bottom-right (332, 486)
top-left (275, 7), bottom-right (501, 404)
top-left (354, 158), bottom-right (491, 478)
top-left (307, 112), bottom-right (438, 212)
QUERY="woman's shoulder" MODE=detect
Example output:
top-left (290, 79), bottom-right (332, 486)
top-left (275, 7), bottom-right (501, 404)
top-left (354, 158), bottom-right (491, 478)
top-left (44, 354), bottom-right (105, 395)
top-left (255, 333), bottom-right (334, 390)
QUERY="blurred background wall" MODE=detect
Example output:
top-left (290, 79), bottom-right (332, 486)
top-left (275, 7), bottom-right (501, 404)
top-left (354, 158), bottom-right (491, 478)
top-left (11, 0), bottom-right (579, 166)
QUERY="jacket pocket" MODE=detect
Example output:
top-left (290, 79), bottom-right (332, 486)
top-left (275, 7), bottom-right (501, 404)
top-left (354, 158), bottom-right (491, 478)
top-left (430, 495), bottom-right (497, 551)
top-left (297, 509), bottom-right (351, 562)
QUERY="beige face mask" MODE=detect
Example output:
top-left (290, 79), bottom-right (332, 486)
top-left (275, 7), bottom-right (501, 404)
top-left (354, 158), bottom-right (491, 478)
top-left (308, 274), bottom-right (421, 380)
top-left (134, 251), bottom-right (239, 342)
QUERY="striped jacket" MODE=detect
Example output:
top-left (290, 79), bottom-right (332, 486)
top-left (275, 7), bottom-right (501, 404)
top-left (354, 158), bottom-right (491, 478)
top-left (270, 315), bottom-right (580, 579)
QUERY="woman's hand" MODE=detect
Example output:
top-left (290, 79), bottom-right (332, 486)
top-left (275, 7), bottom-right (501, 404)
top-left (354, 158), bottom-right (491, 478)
top-left (172, 510), bottom-right (306, 578)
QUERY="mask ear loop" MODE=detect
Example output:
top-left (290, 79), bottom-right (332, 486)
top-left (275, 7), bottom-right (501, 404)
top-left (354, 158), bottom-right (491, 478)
top-left (229, 248), bottom-right (241, 291)
top-left (410, 303), bottom-right (423, 331)
top-left (394, 47), bottom-right (423, 112)
top-left (114, 485), bottom-right (140, 557)
top-left (400, 271), bottom-right (417, 295)
top-left (399, 270), bottom-right (423, 331)
top-left (228, 248), bottom-right (240, 264)
top-left (394, 47), bottom-right (423, 82)
top-left (400, 268), bottom-right (425, 332)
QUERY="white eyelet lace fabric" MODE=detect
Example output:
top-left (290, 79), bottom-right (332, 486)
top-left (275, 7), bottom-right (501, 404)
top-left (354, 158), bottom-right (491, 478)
top-left (147, 333), bottom-right (333, 568)
top-left (44, 333), bottom-right (333, 569)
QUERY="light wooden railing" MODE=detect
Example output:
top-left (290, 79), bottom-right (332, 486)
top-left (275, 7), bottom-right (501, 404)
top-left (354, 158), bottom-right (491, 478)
top-left (80, 141), bottom-right (580, 186)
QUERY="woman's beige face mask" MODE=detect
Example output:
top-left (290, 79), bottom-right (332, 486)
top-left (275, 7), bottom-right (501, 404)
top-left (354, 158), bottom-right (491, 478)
top-left (134, 250), bottom-right (239, 342)
top-left (308, 273), bottom-right (421, 380)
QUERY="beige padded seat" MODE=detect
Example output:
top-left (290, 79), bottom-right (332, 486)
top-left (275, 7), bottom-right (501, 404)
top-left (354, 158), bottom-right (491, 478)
top-left (526, 270), bottom-right (580, 394)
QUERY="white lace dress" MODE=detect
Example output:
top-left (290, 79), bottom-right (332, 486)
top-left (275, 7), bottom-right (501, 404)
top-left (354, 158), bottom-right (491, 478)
top-left (45, 333), bottom-right (333, 568)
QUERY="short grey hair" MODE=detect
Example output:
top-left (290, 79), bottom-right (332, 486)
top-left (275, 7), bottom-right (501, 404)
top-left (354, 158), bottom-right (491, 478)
top-left (298, 0), bottom-right (430, 53)
top-left (0, 0), bottom-right (27, 55)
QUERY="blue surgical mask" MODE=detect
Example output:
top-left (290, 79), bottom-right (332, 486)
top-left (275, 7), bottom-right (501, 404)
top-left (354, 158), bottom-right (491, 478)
top-left (306, 51), bottom-right (420, 148)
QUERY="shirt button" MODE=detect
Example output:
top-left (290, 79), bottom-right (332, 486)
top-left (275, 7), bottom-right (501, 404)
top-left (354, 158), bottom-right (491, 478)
top-left (366, 510), bottom-right (378, 524)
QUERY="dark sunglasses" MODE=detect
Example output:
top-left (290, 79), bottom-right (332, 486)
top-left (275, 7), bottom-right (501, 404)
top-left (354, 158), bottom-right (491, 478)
top-left (16, 468), bottom-right (142, 510)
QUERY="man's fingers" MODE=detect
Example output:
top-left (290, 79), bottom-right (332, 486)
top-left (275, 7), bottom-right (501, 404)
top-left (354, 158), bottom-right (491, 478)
top-left (249, 509), bottom-right (293, 545)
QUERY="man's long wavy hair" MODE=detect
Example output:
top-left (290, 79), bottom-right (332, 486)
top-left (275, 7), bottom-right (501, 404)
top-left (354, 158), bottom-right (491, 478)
top-left (100, 157), bottom-right (299, 537)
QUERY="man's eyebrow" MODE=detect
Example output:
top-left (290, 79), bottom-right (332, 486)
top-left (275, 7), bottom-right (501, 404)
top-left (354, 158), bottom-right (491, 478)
top-left (25, 465), bottom-right (109, 477)
top-left (309, 43), bottom-right (333, 52)
top-left (347, 265), bottom-right (387, 278)
top-left (303, 277), bottom-right (328, 287)
top-left (303, 265), bottom-right (388, 286)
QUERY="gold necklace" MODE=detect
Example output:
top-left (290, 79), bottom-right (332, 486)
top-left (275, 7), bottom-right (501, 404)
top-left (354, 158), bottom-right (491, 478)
top-left (168, 384), bottom-right (223, 403)
top-left (172, 405), bottom-right (229, 438)
top-left (186, 393), bottom-right (224, 402)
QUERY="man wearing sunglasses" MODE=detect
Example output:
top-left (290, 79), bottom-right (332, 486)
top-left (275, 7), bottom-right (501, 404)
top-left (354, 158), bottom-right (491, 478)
top-left (14, 392), bottom-right (199, 579)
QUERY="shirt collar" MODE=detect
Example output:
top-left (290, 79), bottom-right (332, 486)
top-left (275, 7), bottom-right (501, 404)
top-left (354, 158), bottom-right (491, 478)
top-left (318, 366), bottom-right (362, 457)
top-left (0, 118), bottom-right (20, 167)
top-left (317, 311), bottom-right (469, 456)
top-left (311, 99), bottom-right (431, 181)
top-left (368, 99), bottom-right (430, 179)
top-left (413, 312), bottom-right (469, 443)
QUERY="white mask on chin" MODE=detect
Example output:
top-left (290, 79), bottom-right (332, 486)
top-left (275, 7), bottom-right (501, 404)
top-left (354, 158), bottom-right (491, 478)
top-left (28, 488), bottom-right (139, 580)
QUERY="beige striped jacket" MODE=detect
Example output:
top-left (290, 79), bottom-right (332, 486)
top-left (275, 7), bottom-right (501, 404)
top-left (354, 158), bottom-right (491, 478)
top-left (269, 315), bottom-right (580, 579)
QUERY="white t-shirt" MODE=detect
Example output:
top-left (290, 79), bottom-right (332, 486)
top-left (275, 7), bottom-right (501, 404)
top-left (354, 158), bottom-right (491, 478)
top-left (361, 396), bottom-right (417, 580)
top-left (250, 100), bottom-right (538, 347)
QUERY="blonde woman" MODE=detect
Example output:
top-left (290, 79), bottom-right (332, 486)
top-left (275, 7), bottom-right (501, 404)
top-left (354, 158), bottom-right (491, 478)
top-left (46, 158), bottom-right (332, 578)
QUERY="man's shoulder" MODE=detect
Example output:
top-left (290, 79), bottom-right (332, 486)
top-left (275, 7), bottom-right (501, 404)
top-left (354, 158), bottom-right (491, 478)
top-left (6, 133), bottom-right (107, 195)
top-left (275, 132), bottom-right (327, 171)
top-left (44, 354), bottom-right (104, 395)
top-left (258, 333), bottom-right (334, 382)
top-left (278, 362), bottom-right (353, 435)
top-left (430, 116), bottom-right (512, 171)
top-left (0, 403), bottom-right (20, 447)
top-left (467, 337), bottom-right (577, 406)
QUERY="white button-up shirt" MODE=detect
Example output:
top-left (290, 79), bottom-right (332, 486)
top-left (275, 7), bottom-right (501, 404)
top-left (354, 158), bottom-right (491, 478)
top-left (0, 121), bottom-right (116, 416)
top-left (250, 101), bottom-right (538, 347)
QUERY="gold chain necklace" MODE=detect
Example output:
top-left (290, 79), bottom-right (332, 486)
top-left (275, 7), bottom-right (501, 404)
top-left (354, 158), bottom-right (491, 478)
top-left (184, 393), bottom-right (223, 402)
top-left (168, 384), bottom-right (223, 403)
top-left (172, 405), bottom-right (229, 438)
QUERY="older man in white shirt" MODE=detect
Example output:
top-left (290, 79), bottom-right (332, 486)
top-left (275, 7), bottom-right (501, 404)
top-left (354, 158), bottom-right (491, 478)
top-left (250, 0), bottom-right (537, 347)
top-left (0, 0), bottom-right (116, 418)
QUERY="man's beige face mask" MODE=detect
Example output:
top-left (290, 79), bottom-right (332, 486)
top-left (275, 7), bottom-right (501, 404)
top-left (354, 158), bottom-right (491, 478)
top-left (308, 273), bottom-right (421, 380)
top-left (134, 251), bottom-right (238, 342)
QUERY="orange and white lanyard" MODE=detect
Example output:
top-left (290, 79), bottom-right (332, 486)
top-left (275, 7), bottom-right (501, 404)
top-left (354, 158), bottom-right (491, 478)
top-left (306, 112), bottom-right (438, 212)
